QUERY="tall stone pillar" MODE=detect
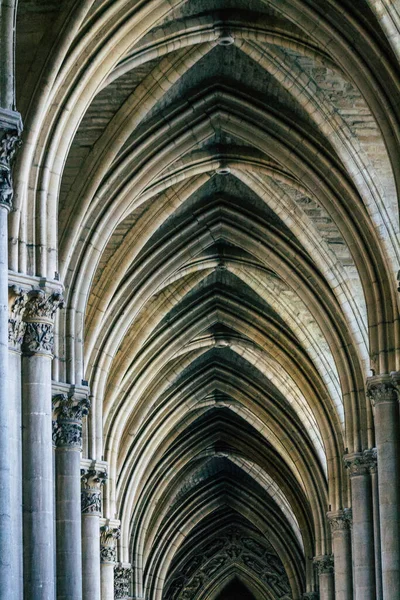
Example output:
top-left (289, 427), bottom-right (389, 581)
top-left (344, 452), bottom-right (376, 600)
top-left (22, 289), bottom-right (64, 600)
top-left (114, 565), bottom-right (132, 600)
top-left (8, 286), bottom-right (27, 600)
top-left (81, 463), bottom-right (107, 600)
top-left (314, 555), bottom-right (334, 600)
top-left (327, 509), bottom-right (353, 600)
top-left (100, 523), bottom-right (120, 600)
top-left (368, 450), bottom-right (383, 600)
top-left (53, 394), bottom-right (90, 600)
top-left (0, 112), bottom-right (22, 598)
top-left (368, 376), bottom-right (400, 599)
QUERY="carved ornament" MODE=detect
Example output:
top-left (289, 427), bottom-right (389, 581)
top-left (100, 525), bottom-right (120, 563)
top-left (52, 394), bottom-right (90, 449)
top-left (344, 450), bottom-right (376, 477)
top-left (8, 286), bottom-right (27, 350)
top-left (114, 566), bottom-right (132, 599)
top-left (81, 468), bottom-right (107, 514)
top-left (164, 527), bottom-right (292, 600)
top-left (327, 509), bottom-right (352, 532)
top-left (314, 555), bottom-right (334, 575)
top-left (0, 130), bottom-right (21, 210)
top-left (22, 290), bottom-right (64, 355)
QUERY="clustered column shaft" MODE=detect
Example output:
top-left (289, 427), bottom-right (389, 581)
top-left (53, 394), bottom-right (90, 600)
top-left (368, 376), bottom-right (400, 600)
top-left (327, 509), bottom-right (353, 600)
top-left (314, 555), bottom-right (334, 600)
top-left (8, 286), bottom-right (27, 600)
top-left (345, 451), bottom-right (376, 600)
top-left (81, 466), bottom-right (107, 600)
top-left (22, 289), bottom-right (63, 600)
top-left (0, 117), bottom-right (21, 598)
top-left (100, 524), bottom-right (121, 600)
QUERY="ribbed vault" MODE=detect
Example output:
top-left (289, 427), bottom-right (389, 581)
top-left (11, 0), bottom-right (400, 597)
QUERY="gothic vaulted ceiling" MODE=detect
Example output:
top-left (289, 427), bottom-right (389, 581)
top-left (12, 0), bottom-right (400, 598)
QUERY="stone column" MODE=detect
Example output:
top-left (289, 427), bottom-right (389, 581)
top-left (22, 289), bottom-right (64, 600)
top-left (327, 509), bottom-right (353, 600)
top-left (81, 465), bottom-right (107, 600)
top-left (368, 376), bottom-right (400, 599)
top-left (0, 115), bottom-right (21, 598)
top-left (344, 452), bottom-right (376, 600)
top-left (8, 286), bottom-right (27, 600)
top-left (368, 450), bottom-right (383, 600)
top-left (114, 565), bottom-right (132, 600)
top-left (314, 556), bottom-right (334, 600)
top-left (100, 524), bottom-right (120, 600)
top-left (53, 394), bottom-right (90, 600)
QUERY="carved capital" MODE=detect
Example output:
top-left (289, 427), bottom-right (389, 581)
top-left (114, 565), bottom-right (132, 599)
top-left (100, 525), bottom-right (120, 563)
top-left (302, 594), bottom-right (319, 600)
top-left (314, 554), bottom-right (334, 575)
top-left (81, 468), bottom-right (107, 514)
top-left (52, 394), bottom-right (90, 449)
top-left (367, 377), bottom-right (397, 406)
top-left (22, 290), bottom-right (64, 355)
top-left (344, 451), bottom-right (376, 477)
top-left (0, 130), bottom-right (21, 210)
top-left (327, 508), bottom-right (352, 532)
top-left (364, 448), bottom-right (377, 474)
top-left (8, 285), bottom-right (28, 351)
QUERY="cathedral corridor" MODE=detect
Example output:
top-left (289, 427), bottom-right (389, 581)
top-left (1, 1), bottom-right (400, 599)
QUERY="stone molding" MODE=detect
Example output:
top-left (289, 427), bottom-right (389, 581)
top-left (100, 523), bottom-right (121, 564)
top-left (344, 449), bottom-right (377, 477)
top-left (21, 289), bottom-right (64, 356)
top-left (81, 467), bottom-right (107, 515)
top-left (0, 109), bottom-right (23, 211)
top-left (313, 554), bottom-right (334, 575)
top-left (52, 393), bottom-right (90, 449)
top-left (114, 564), bottom-right (132, 599)
top-left (327, 508), bottom-right (352, 532)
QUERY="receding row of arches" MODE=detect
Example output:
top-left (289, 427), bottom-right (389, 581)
top-left (1, 1), bottom-right (400, 599)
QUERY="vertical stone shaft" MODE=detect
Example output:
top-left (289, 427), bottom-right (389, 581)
top-left (101, 564), bottom-right (115, 600)
top-left (8, 286), bottom-right (27, 600)
top-left (314, 556), bottom-right (334, 600)
top-left (370, 459), bottom-right (383, 600)
top-left (53, 395), bottom-right (89, 600)
top-left (22, 289), bottom-right (63, 600)
top-left (0, 123), bottom-right (21, 599)
top-left (100, 525), bottom-right (120, 600)
top-left (0, 203), bottom-right (11, 595)
top-left (81, 467), bottom-right (107, 600)
top-left (345, 452), bottom-right (376, 600)
top-left (327, 510), bottom-right (353, 600)
top-left (368, 377), bottom-right (400, 599)
top-left (22, 349), bottom-right (54, 599)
